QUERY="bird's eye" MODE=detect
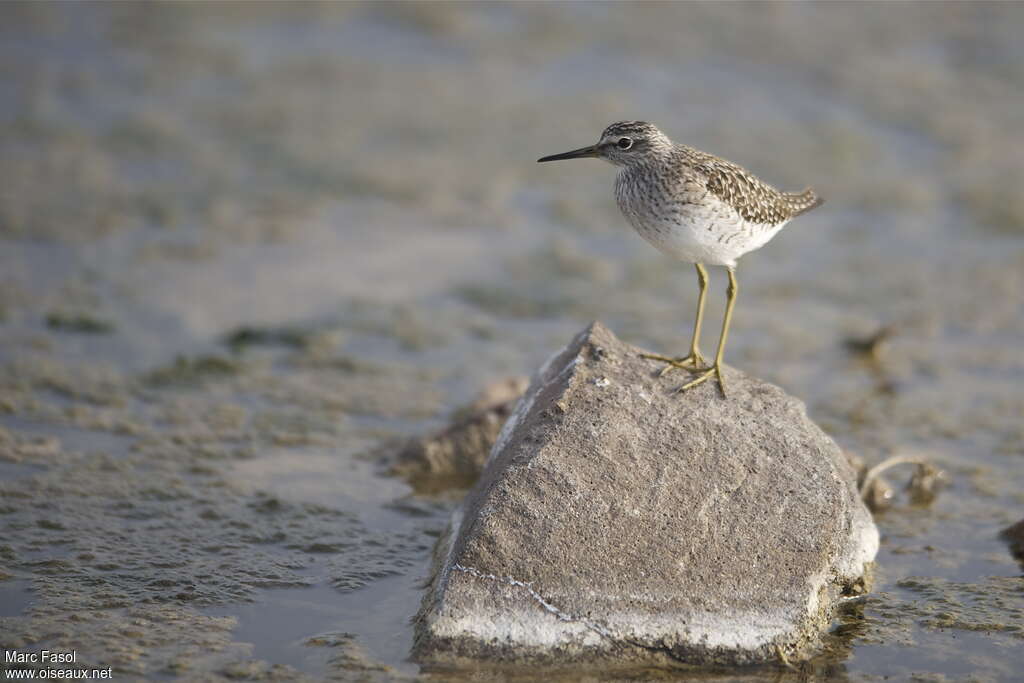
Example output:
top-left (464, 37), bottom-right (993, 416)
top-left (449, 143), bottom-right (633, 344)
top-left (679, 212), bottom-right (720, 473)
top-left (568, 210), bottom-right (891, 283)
top-left (617, 137), bottom-right (633, 150)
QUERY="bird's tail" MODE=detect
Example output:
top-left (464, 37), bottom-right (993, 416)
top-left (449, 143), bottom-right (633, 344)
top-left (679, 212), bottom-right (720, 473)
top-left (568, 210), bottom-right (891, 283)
top-left (784, 188), bottom-right (824, 217)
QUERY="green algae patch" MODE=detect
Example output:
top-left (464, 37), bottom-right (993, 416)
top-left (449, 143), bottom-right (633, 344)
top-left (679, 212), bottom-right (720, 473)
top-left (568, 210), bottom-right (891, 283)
top-left (222, 325), bottom-right (316, 352)
top-left (143, 355), bottom-right (244, 387)
top-left (893, 576), bottom-right (1024, 639)
top-left (305, 632), bottom-right (394, 675)
top-left (44, 312), bottom-right (115, 334)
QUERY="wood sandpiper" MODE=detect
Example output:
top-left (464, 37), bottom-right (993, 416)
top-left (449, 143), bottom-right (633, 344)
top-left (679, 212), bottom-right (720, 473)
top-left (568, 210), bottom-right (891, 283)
top-left (538, 121), bottom-right (823, 396)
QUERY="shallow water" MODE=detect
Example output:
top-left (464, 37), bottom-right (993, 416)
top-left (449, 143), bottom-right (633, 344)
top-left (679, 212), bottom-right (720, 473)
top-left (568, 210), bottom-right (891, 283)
top-left (1, 2), bottom-right (1022, 681)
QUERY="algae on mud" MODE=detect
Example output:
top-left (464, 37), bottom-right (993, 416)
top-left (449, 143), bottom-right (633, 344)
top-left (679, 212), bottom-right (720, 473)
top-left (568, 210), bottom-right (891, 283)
top-left (2, 1), bottom-right (1024, 681)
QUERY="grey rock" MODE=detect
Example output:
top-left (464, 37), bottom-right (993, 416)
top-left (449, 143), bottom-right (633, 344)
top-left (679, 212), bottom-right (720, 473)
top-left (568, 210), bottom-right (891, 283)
top-left (414, 322), bottom-right (878, 669)
top-left (387, 376), bottom-right (528, 494)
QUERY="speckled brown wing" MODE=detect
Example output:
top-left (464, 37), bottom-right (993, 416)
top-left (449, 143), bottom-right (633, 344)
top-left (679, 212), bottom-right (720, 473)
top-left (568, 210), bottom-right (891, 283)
top-left (689, 153), bottom-right (822, 225)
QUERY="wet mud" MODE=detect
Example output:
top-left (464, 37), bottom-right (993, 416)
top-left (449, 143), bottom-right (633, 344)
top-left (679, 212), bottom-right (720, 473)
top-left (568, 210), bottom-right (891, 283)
top-left (1, 2), bottom-right (1023, 681)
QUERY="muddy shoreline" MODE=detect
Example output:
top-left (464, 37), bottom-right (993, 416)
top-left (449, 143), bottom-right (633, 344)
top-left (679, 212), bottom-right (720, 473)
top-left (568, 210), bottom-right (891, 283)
top-left (2, 3), bottom-right (1023, 681)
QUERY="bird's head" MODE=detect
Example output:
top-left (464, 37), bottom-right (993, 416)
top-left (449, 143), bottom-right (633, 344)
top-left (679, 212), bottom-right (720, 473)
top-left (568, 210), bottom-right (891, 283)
top-left (538, 121), bottom-right (672, 167)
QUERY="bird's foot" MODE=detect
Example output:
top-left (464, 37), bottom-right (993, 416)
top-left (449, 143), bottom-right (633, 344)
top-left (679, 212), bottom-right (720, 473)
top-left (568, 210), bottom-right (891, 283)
top-left (640, 351), bottom-right (708, 376)
top-left (676, 363), bottom-right (726, 397)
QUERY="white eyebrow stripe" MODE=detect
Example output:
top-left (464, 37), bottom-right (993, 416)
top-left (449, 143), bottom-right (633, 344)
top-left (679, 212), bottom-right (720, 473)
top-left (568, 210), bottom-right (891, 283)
top-left (600, 134), bottom-right (630, 146)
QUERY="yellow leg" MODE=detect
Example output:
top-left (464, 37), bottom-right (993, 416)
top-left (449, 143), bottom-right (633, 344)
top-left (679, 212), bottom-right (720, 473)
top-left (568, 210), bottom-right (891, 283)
top-left (640, 263), bottom-right (709, 375)
top-left (678, 266), bottom-right (737, 397)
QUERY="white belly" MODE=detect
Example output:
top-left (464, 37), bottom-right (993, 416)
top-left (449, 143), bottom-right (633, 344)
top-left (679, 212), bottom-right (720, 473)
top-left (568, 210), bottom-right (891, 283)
top-left (619, 188), bottom-right (785, 267)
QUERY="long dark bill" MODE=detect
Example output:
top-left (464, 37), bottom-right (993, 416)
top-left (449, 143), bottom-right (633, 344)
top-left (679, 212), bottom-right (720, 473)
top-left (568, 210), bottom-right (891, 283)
top-left (537, 145), bottom-right (600, 163)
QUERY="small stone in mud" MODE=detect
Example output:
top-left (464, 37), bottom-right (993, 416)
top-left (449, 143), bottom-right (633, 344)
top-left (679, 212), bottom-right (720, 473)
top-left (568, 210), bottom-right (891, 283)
top-left (843, 324), bottom-right (895, 361)
top-left (846, 451), bottom-right (895, 513)
top-left (855, 452), bottom-right (948, 511)
top-left (1000, 519), bottom-right (1024, 565)
top-left (906, 462), bottom-right (948, 505)
top-left (386, 376), bottom-right (528, 493)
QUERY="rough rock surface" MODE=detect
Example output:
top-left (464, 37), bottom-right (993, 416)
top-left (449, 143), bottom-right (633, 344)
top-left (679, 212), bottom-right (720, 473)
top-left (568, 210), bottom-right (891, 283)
top-left (414, 322), bottom-right (878, 669)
